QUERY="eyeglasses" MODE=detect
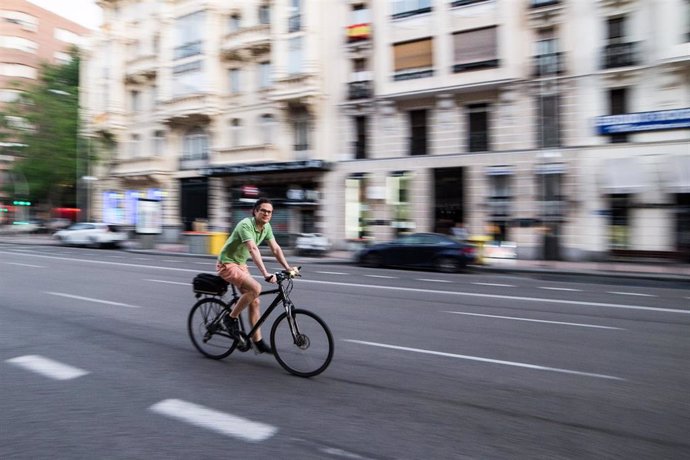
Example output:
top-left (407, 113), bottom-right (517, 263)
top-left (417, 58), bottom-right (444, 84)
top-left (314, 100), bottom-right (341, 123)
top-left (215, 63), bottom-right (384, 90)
top-left (257, 209), bottom-right (272, 214)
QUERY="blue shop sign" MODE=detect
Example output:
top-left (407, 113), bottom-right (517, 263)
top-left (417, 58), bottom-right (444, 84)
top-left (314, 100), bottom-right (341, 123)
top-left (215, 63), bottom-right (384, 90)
top-left (595, 108), bottom-right (690, 135)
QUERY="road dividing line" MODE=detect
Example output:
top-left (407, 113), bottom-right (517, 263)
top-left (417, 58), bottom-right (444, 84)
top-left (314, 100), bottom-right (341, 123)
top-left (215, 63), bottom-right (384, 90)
top-left (539, 287), bottom-right (581, 292)
top-left (444, 311), bottom-right (624, 330)
top-left (417, 278), bottom-right (452, 283)
top-left (5, 262), bottom-right (45, 268)
top-left (6, 355), bottom-right (89, 380)
top-left (147, 279), bottom-right (189, 286)
top-left (315, 271), bottom-right (349, 275)
top-left (150, 399), bottom-right (277, 442)
top-left (607, 291), bottom-right (655, 297)
top-left (47, 292), bottom-right (141, 309)
top-left (364, 274), bottom-right (397, 279)
top-left (345, 340), bottom-right (624, 380)
top-left (473, 282), bottom-right (514, 287)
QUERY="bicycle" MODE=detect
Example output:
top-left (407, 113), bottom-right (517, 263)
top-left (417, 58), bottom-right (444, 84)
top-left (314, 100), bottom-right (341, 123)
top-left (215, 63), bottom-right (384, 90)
top-left (187, 268), bottom-right (334, 378)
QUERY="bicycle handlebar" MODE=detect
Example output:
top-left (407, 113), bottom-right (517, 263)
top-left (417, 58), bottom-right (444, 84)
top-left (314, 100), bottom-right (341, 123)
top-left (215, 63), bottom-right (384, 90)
top-left (266, 266), bottom-right (302, 283)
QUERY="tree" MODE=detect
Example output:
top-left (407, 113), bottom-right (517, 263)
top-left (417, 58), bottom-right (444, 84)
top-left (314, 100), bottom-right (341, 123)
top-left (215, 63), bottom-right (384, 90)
top-left (0, 47), bottom-right (83, 213)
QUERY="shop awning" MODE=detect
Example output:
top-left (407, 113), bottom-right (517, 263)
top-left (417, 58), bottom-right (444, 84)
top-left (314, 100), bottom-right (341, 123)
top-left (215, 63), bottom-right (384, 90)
top-left (665, 155), bottom-right (690, 193)
top-left (601, 158), bottom-right (647, 194)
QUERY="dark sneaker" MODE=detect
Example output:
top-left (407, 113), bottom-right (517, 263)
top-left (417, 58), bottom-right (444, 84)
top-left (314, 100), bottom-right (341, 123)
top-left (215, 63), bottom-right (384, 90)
top-left (224, 316), bottom-right (241, 340)
top-left (253, 339), bottom-right (273, 355)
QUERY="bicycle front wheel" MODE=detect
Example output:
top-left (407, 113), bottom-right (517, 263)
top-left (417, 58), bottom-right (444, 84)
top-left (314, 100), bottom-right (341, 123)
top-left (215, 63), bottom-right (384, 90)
top-left (271, 308), bottom-right (334, 377)
top-left (188, 298), bottom-right (238, 359)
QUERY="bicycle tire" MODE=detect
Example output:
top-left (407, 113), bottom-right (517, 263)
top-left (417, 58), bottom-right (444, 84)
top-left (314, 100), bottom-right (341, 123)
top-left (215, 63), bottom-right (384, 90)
top-left (270, 308), bottom-right (334, 377)
top-left (188, 297), bottom-right (238, 359)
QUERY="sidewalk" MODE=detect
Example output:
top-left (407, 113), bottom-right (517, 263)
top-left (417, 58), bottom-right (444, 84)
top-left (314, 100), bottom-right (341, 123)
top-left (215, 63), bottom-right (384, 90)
top-left (1, 233), bottom-right (689, 281)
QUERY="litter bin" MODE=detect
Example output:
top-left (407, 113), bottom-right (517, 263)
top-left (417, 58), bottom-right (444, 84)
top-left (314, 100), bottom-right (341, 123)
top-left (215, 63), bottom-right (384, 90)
top-left (184, 232), bottom-right (209, 255)
top-left (208, 232), bottom-right (228, 255)
top-left (467, 235), bottom-right (492, 265)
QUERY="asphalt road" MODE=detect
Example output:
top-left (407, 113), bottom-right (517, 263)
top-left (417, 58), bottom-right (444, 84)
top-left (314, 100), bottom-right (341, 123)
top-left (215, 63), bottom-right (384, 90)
top-left (1, 244), bottom-right (689, 459)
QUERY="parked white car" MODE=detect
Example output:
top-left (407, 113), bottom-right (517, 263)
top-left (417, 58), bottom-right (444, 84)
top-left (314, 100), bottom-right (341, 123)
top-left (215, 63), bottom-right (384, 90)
top-left (294, 233), bottom-right (331, 256)
top-left (54, 222), bottom-right (128, 248)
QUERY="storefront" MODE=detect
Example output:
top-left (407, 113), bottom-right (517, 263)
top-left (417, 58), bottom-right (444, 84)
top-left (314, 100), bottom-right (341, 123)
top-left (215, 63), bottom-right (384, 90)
top-left (202, 160), bottom-right (330, 246)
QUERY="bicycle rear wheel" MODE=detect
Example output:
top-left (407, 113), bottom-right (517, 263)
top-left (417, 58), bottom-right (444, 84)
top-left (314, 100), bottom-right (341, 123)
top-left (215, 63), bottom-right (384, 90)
top-left (271, 308), bottom-right (333, 377)
top-left (188, 298), bottom-right (238, 359)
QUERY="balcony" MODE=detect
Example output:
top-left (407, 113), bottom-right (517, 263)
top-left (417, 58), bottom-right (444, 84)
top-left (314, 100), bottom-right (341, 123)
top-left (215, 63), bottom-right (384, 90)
top-left (174, 40), bottom-right (203, 61)
top-left (288, 14), bottom-right (301, 33)
top-left (111, 156), bottom-right (170, 179)
top-left (158, 93), bottom-right (220, 127)
top-left (487, 198), bottom-right (512, 217)
top-left (526, 0), bottom-right (564, 27)
top-left (533, 52), bottom-right (565, 77)
top-left (530, 0), bottom-right (560, 7)
top-left (347, 80), bottom-right (373, 100)
top-left (124, 54), bottom-right (157, 84)
top-left (213, 144), bottom-right (281, 166)
top-left (538, 199), bottom-right (567, 218)
top-left (179, 155), bottom-right (209, 171)
top-left (220, 24), bottom-right (271, 61)
top-left (269, 73), bottom-right (319, 104)
top-left (601, 42), bottom-right (640, 69)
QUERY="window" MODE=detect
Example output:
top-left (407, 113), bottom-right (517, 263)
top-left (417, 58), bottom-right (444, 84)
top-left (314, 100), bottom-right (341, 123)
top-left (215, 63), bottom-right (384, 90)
top-left (537, 170), bottom-right (564, 217)
top-left (534, 28), bottom-right (561, 76)
top-left (172, 60), bottom-right (205, 96)
top-left (54, 28), bottom-right (83, 46)
top-left (345, 174), bottom-right (370, 239)
top-left (536, 95), bottom-right (560, 148)
top-left (391, 0), bottom-right (432, 19)
top-left (686, 0), bottom-right (690, 41)
top-left (258, 62), bottom-right (271, 89)
top-left (228, 14), bottom-right (241, 32)
top-left (129, 134), bottom-right (141, 158)
top-left (387, 171), bottom-right (413, 236)
top-left (393, 38), bottom-right (433, 80)
top-left (0, 63), bottom-right (36, 79)
top-left (130, 90), bottom-right (140, 112)
top-left (293, 108), bottom-right (310, 152)
top-left (288, 37), bottom-right (303, 75)
top-left (1, 11), bottom-right (38, 31)
top-left (259, 114), bottom-right (275, 144)
top-left (609, 88), bottom-right (628, 143)
top-left (54, 51), bottom-right (72, 63)
top-left (230, 118), bottom-right (242, 147)
top-left (183, 127), bottom-right (208, 160)
top-left (453, 27), bottom-right (498, 72)
top-left (0, 36), bottom-right (38, 53)
top-left (487, 169), bottom-right (513, 237)
top-left (354, 115), bottom-right (368, 159)
top-left (409, 110), bottom-right (428, 156)
top-left (467, 103), bottom-right (490, 152)
top-left (0, 89), bottom-right (21, 103)
top-left (289, 0), bottom-right (302, 32)
top-left (229, 68), bottom-right (241, 94)
top-left (174, 11), bottom-right (205, 60)
top-left (153, 130), bottom-right (165, 156)
top-left (258, 4), bottom-right (271, 25)
top-left (607, 16), bottom-right (626, 42)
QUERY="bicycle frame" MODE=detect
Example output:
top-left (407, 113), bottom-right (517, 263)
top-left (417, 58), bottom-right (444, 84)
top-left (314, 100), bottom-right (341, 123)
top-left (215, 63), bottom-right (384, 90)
top-left (231, 279), bottom-right (299, 342)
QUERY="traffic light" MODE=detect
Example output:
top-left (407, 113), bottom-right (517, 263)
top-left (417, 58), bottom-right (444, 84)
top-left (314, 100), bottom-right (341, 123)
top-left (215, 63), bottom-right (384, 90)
top-left (12, 200), bottom-right (31, 206)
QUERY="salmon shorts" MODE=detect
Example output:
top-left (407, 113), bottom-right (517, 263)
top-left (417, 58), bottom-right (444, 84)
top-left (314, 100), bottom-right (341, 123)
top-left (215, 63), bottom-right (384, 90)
top-left (216, 262), bottom-right (252, 292)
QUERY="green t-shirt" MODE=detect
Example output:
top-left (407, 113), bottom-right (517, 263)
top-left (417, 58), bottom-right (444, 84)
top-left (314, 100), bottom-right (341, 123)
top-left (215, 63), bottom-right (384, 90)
top-left (218, 217), bottom-right (274, 264)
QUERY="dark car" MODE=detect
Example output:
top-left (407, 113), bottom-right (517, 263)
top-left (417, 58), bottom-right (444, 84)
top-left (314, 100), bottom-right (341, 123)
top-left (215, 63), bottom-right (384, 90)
top-left (355, 232), bottom-right (476, 273)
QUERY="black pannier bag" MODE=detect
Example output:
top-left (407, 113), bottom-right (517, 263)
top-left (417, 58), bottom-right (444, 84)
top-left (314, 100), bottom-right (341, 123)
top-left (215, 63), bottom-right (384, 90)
top-left (193, 273), bottom-right (229, 296)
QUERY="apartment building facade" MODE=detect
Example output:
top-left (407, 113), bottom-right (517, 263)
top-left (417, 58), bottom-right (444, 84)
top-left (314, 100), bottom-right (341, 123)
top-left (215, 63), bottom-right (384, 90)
top-left (325, 0), bottom-right (690, 261)
top-left (83, 0), bottom-right (341, 243)
top-left (84, 0), bottom-right (690, 260)
top-left (0, 0), bottom-right (88, 221)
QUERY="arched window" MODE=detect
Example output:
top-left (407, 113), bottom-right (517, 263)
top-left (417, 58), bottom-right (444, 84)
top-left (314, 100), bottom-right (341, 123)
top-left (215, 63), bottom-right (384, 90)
top-left (183, 127), bottom-right (208, 160)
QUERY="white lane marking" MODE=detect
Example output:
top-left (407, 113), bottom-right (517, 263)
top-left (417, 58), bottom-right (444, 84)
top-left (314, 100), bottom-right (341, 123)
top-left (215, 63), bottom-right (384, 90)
top-left (147, 279), bottom-right (189, 286)
top-left (1, 251), bottom-right (683, 314)
top-left (5, 262), bottom-right (45, 268)
top-left (315, 271), bottom-right (349, 275)
top-left (473, 282), bottom-right (514, 287)
top-left (47, 292), bottom-right (141, 309)
top-left (607, 291), bottom-right (655, 297)
top-left (6, 355), bottom-right (89, 380)
top-left (163, 259), bottom-right (182, 263)
top-left (150, 399), bottom-right (277, 442)
top-left (364, 274), bottom-right (397, 279)
top-left (297, 280), bottom-right (689, 315)
top-left (417, 278), bottom-right (452, 283)
top-left (134, 257), bottom-right (150, 261)
top-left (193, 262), bottom-right (212, 265)
top-left (345, 340), bottom-right (623, 380)
top-left (444, 311), bottom-right (623, 330)
top-left (540, 287), bottom-right (581, 292)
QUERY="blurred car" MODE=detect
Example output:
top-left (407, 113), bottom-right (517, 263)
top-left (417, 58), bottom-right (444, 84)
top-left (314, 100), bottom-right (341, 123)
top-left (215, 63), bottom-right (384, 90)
top-left (53, 222), bottom-right (128, 248)
top-left (294, 233), bottom-right (331, 256)
top-left (47, 218), bottom-right (71, 231)
top-left (355, 232), bottom-right (476, 273)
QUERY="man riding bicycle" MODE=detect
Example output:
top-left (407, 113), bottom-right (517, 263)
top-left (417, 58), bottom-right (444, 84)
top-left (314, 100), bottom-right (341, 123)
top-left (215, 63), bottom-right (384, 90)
top-left (216, 198), bottom-right (298, 354)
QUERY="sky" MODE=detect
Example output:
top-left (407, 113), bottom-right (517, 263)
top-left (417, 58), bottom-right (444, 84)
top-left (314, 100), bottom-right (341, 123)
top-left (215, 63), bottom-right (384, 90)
top-left (28, 0), bottom-right (103, 30)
